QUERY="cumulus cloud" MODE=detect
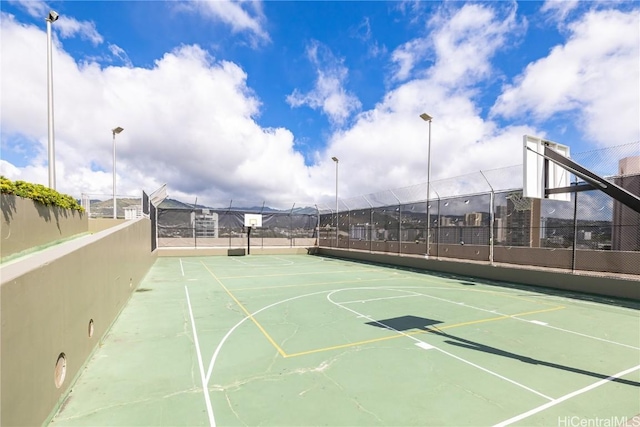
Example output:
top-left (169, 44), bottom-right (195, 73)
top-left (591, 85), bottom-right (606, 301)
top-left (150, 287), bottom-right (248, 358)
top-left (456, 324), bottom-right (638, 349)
top-left (428, 3), bottom-right (521, 87)
top-left (0, 14), bottom-right (310, 208)
top-left (286, 41), bottom-right (362, 126)
top-left (2, 2), bottom-right (637, 210)
top-left (491, 9), bottom-right (640, 146)
top-left (390, 3), bottom-right (520, 84)
top-left (316, 3), bottom-right (529, 199)
top-left (391, 38), bottom-right (428, 82)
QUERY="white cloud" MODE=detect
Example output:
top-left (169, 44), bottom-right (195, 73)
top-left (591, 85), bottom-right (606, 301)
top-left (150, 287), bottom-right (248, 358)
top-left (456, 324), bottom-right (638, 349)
top-left (108, 44), bottom-right (132, 67)
top-left (390, 3), bottom-right (520, 85)
top-left (0, 14), bottom-right (310, 208)
top-left (3, 2), bottom-right (635, 212)
top-left (8, 0), bottom-right (48, 18)
top-left (491, 8), bottom-right (640, 146)
top-left (10, 0), bottom-right (104, 45)
top-left (178, 0), bottom-right (270, 47)
top-left (391, 38), bottom-right (427, 82)
top-left (540, 0), bottom-right (580, 21)
top-left (319, 77), bottom-right (538, 200)
top-left (286, 41), bottom-right (362, 126)
top-left (55, 16), bottom-right (103, 45)
top-left (428, 3), bottom-right (520, 87)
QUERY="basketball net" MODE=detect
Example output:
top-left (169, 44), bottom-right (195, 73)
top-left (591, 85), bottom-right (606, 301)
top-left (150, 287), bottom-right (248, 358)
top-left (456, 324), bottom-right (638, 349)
top-left (507, 191), bottom-right (533, 212)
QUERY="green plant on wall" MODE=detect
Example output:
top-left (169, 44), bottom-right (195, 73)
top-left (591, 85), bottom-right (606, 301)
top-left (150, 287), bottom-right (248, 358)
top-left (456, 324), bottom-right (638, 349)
top-left (0, 176), bottom-right (84, 212)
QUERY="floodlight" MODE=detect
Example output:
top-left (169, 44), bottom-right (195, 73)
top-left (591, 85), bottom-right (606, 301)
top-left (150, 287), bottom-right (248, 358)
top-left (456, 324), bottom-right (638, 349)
top-left (47, 11), bottom-right (59, 22)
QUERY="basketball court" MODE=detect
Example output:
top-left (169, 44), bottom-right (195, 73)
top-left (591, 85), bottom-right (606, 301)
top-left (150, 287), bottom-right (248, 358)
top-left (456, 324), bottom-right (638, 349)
top-left (49, 254), bottom-right (640, 426)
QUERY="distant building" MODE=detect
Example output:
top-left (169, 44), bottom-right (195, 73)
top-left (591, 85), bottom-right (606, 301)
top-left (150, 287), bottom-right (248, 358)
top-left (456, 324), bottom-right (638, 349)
top-left (440, 217), bottom-right (455, 227)
top-left (464, 212), bottom-right (484, 226)
top-left (612, 156), bottom-right (640, 251)
top-left (505, 192), bottom-right (541, 247)
top-left (494, 218), bottom-right (505, 243)
top-left (194, 210), bottom-right (219, 238)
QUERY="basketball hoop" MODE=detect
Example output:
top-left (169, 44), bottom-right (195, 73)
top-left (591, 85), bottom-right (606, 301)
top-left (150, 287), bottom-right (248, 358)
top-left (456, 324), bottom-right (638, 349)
top-left (507, 191), bottom-right (532, 212)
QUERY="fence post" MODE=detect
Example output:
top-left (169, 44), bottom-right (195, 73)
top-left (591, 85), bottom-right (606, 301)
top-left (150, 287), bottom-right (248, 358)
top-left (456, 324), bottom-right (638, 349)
top-left (432, 187), bottom-right (441, 259)
top-left (363, 195), bottom-right (374, 253)
top-left (390, 190), bottom-right (401, 255)
top-left (480, 171), bottom-right (495, 265)
top-left (289, 203), bottom-right (295, 248)
top-left (342, 200), bottom-right (351, 251)
top-left (572, 179), bottom-right (579, 273)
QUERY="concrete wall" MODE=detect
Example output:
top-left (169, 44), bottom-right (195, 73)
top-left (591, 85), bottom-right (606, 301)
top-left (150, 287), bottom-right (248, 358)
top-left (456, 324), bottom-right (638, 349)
top-left (88, 218), bottom-right (128, 233)
top-left (316, 248), bottom-right (640, 301)
top-left (1, 194), bottom-right (88, 260)
top-left (158, 246), bottom-right (312, 257)
top-left (329, 240), bottom-right (640, 276)
top-left (0, 218), bottom-right (156, 427)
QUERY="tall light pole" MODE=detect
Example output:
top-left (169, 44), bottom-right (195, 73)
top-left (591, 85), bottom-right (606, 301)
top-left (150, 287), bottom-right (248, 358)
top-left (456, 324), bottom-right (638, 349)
top-left (420, 113), bottom-right (433, 258)
top-left (112, 127), bottom-right (124, 219)
top-left (46, 10), bottom-right (59, 189)
top-left (331, 156), bottom-right (339, 247)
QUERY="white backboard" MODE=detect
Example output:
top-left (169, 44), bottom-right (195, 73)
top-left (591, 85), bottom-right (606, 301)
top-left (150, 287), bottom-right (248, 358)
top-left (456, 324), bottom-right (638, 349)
top-left (523, 135), bottom-right (571, 202)
top-left (244, 213), bottom-right (263, 228)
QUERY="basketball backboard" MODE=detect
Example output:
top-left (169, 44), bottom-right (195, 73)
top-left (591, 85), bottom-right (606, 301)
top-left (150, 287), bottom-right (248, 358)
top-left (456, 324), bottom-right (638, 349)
top-left (523, 135), bottom-right (571, 202)
top-left (244, 213), bottom-right (263, 228)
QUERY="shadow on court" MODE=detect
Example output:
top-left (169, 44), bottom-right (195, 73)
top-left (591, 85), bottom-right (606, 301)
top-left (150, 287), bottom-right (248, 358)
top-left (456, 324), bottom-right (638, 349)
top-left (364, 320), bottom-right (640, 388)
top-left (365, 315), bottom-right (442, 331)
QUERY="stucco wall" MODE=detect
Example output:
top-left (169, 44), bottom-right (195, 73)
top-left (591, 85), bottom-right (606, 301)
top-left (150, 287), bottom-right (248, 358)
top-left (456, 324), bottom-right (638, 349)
top-left (0, 218), bottom-right (156, 427)
top-left (1, 194), bottom-right (88, 260)
top-left (88, 218), bottom-right (128, 233)
top-left (316, 248), bottom-right (640, 301)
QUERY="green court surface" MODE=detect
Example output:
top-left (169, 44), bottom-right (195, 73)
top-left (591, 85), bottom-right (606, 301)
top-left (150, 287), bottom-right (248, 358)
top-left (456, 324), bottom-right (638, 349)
top-left (50, 255), bottom-right (640, 426)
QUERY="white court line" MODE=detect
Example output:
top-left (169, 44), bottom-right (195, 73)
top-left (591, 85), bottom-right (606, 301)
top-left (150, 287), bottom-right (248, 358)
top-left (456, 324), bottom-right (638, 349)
top-left (416, 342), bottom-right (435, 350)
top-left (326, 290), bottom-right (554, 401)
top-left (204, 289), bottom-right (331, 383)
top-left (530, 320), bottom-right (547, 326)
top-left (340, 294), bottom-right (421, 305)
top-left (189, 258), bottom-right (327, 269)
top-left (400, 288), bottom-right (639, 351)
top-left (271, 256), bottom-right (295, 265)
top-left (184, 286), bottom-right (215, 427)
top-left (493, 364), bottom-right (640, 427)
top-left (520, 321), bottom-right (639, 351)
top-left (179, 258), bottom-right (185, 277)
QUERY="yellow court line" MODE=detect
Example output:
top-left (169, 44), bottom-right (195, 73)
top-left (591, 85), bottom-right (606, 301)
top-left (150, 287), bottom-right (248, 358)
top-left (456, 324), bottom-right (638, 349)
top-left (200, 261), bottom-right (287, 358)
top-left (284, 305), bottom-right (565, 358)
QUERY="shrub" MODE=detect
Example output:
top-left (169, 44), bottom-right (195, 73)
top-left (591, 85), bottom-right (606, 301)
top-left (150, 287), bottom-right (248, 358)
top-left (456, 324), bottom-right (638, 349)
top-left (0, 176), bottom-right (84, 212)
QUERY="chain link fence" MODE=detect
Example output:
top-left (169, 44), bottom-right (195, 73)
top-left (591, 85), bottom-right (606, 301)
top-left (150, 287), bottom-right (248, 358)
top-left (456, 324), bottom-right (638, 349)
top-left (80, 193), bottom-right (143, 219)
top-left (318, 142), bottom-right (640, 277)
top-left (156, 202), bottom-right (318, 248)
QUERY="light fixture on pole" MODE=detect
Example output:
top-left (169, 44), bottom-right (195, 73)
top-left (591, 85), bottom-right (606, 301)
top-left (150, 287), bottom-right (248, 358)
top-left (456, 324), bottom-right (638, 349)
top-left (420, 113), bottom-right (433, 258)
top-left (46, 10), bottom-right (59, 189)
top-left (331, 156), bottom-right (339, 248)
top-left (112, 127), bottom-right (124, 219)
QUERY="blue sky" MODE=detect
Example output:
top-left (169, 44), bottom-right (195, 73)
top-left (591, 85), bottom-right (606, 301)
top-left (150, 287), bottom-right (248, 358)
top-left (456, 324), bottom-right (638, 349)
top-left (1, 0), bottom-right (638, 208)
